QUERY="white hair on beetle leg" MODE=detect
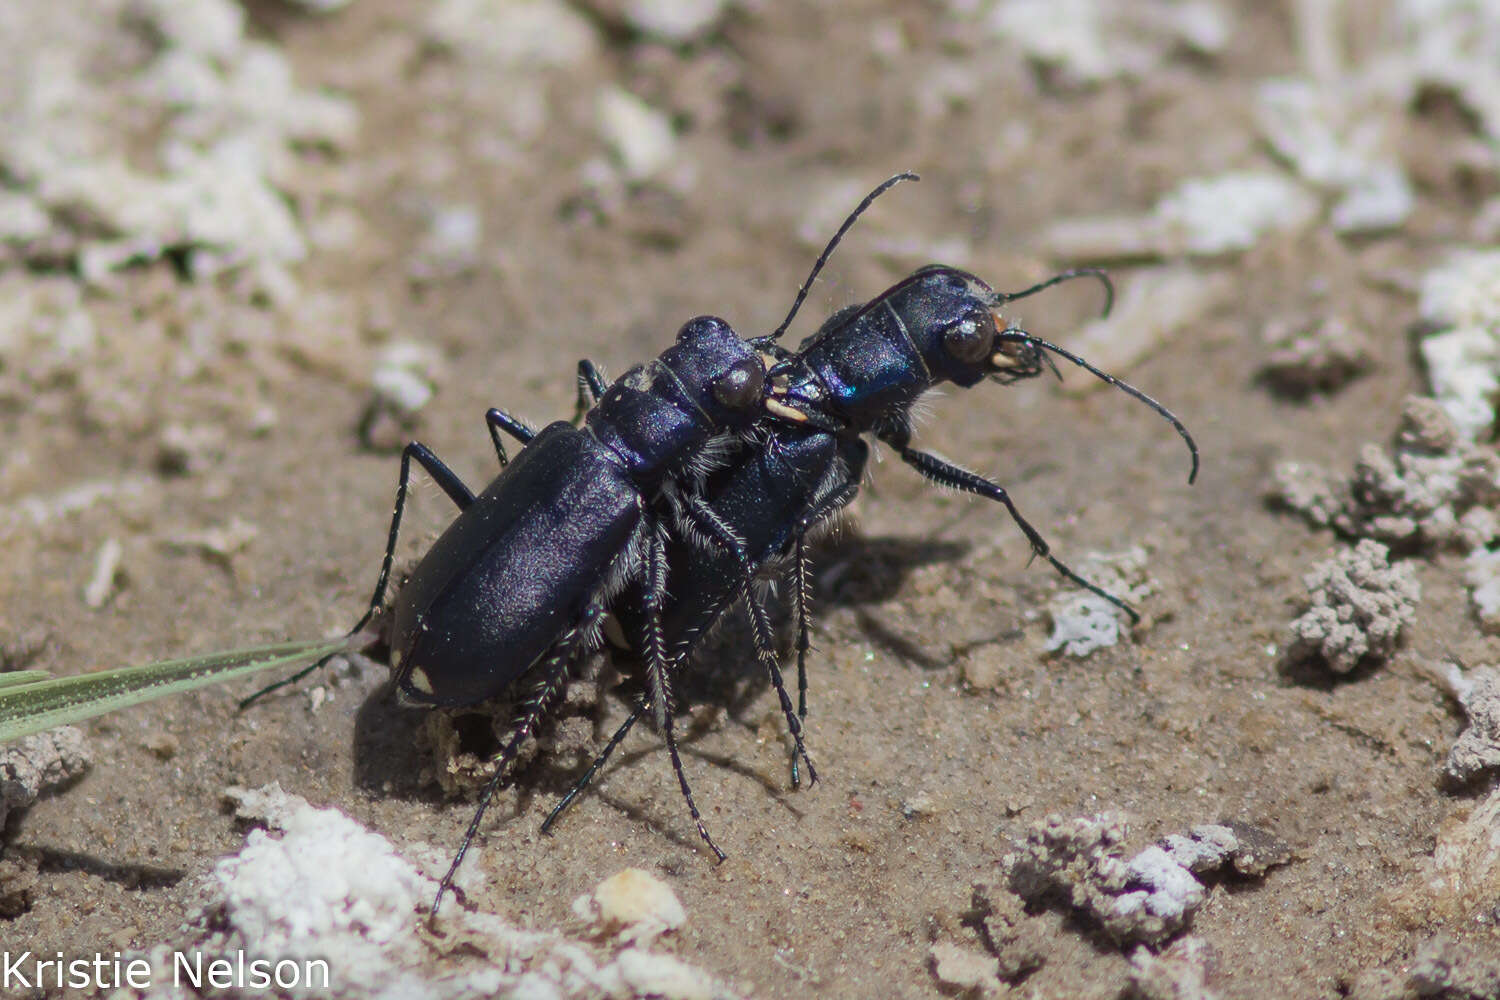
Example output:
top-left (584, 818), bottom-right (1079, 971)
top-left (906, 387), bottom-right (943, 429)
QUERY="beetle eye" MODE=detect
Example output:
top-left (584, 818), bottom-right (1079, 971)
top-left (712, 357), bottom-right (765, 409)
top-left (943, 312), bottom-right (994, 364)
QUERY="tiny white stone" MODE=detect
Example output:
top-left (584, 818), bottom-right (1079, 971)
top-left (82, 537), bottom-right (123, 608)
top-left (596, 87), bottom-right (678, 183)
top-left (577, 867), bottom-right (687, 945)
top-left (623, 0), bottom-right (729, 41)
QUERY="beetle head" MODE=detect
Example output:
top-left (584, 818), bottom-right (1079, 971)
top-left (658, 315), bottom-right (768, 429)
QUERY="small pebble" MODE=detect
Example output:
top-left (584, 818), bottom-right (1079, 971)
top-left (597, 87), bottom-right (678, 183)
top-left (83, 538), bottom-right (124, 608)
top-left (574, 867), bottom-right (687, 945)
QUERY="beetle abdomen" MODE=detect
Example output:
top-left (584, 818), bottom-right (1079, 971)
top-left (390, 422), bottom-right (641, 706)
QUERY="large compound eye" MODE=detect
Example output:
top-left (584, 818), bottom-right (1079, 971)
top-left (711, 356), bottom-right (765, 409)
top-left (943, 310), bottom-right (995, 365)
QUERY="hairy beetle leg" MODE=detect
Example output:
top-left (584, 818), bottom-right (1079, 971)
top-left (431, 601), bottom-right (605, 919)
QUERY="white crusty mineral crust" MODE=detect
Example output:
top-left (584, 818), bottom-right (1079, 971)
top-left (0, 727), bottom-right (90, 830)
top-left (1270, 396), bottom-right (1500, 553)
top-left (1433, 660), bottom-right (1500, 784)
top-left (1287, 540), bottom-right (1419, 674)
top-left (1418, 251), bottom-right (1500, 440)
top-left (1007, 813), bottom-right (1290, 946)
top-left (984, 0), bottom-right (1229, 88)
top-left (113, 785), bottom-right (739, 1000)
top-left (1, 0), bottom-right (357, 295)
top-left (1043, 174), bottom-right (1317, 261)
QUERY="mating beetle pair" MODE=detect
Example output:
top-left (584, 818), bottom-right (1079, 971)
top-left (248, 174), bottom-right (1198, 915)
top-left (543, 264), bottom-right (1200, 865)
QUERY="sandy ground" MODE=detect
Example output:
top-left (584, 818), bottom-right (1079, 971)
top-left (4, 1), bottom-right (1500, 997)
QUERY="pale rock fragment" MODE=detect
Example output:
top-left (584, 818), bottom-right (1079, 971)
top-left (1045, 547), bottom-right (1152, 658)
top-left (426, 0), bottom-right (600, 69)
top-left (597, 86), bottom-right (678, 183)
top-left (1129, 936), bottom-right (1220, 1000)
top-left (573, 867), bottom-right (687, 945)
top-left (930, 941), bottom-right (1003, 997)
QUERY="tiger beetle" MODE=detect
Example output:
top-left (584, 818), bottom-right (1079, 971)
top-left (244, 178), bottom-right (916, 914)
top-left (244, 174), bottom-right (1197, 918)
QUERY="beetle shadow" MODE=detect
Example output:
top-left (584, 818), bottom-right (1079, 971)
top-left (350, 680), bottom-right (449, 801)
top-left (3, 842), bottom-right (186, 894)
top-left (814, 534), bottom-right (971, 610)
top-left (637, 532), bottom-right (974, 715)
top-left (552, 701), bottom-right (808, 847)
top-left (346, 533), bottom-right (969, 816)
top-left (812, 534), bottom-right (974, 671)
top-left (1274, 647), bottom-right (1387, 690)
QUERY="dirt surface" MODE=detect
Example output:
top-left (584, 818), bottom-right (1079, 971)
top-left (4, 1), bottom-right (1500, 997)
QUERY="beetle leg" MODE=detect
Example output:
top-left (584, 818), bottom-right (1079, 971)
top-left (660, 688), bottom-right (725, 863)
top-left (432, 600), bottom-right (605, 920)
top-left (641, 523), bottom-right (726, 862)
top-left (792, 532), bottom-right (811, 720)
top-left (789, 476), bottom-right (861, 720)
top-left (484, 408), bottom-right (538, 468)
top-left (641, 523), bottom-right (670, 732)
top-left (540, 700), bottom-right (648, 835)
top-left (682, 494), bottom-right (818, 788)
top-left (880, 427), bottom-right (1140, 625)
top-left (240, 442), bottom-right (477, 709)
top-left (680, 492), bottom-right (749, 562)
top-left (745, 575), bottom-right (819, 788)
top-left (572, 359), bottom-right (608, 425)
top-left (786, 436), bottom-right (869, 731)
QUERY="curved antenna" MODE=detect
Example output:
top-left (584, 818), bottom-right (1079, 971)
top-left (992, 267), bottom-right (1115, 318)
top-left (1029, 336), bottom-right (1200, 485)
top-left (762, 171), bottom-right (920, 344)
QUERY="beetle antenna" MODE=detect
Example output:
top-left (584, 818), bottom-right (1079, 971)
top-left (1029, 336), bottom-right (1200, 485)
top-left (762, 171), bottom-right (919, 344)
top-left (992, 267), bottom-right (1114, 318)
